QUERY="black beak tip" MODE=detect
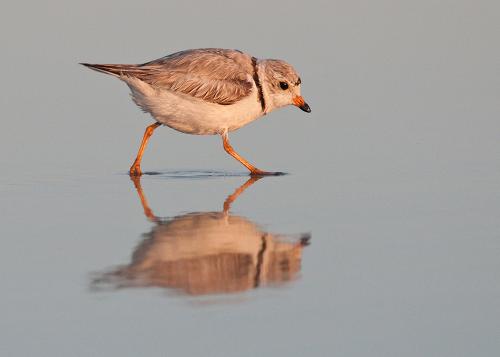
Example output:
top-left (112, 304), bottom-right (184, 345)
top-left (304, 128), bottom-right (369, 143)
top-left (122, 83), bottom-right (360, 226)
top-left (300, 102), bottom-right (311, 113)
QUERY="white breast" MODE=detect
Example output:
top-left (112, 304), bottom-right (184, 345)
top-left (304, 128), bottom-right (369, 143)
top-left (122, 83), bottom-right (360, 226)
top-left (123, 76), bottom-right (264, 135)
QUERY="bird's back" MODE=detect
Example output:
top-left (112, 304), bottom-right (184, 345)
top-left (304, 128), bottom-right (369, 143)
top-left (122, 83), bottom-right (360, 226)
top-left (82, 48), bottom-right (256, 105)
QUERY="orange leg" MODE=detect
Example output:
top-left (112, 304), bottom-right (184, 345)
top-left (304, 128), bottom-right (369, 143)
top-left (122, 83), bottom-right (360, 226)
top-left (130, 122), bottom-right (161, 176)
top-left (222, 133), bottom-right (274, 176)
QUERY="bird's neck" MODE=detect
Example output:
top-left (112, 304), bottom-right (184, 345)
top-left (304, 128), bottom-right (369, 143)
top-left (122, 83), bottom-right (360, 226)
top-left (255, 61), bottom-right (273, 115)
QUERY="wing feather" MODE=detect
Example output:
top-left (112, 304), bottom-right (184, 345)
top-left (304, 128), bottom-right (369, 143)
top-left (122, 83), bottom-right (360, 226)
top-left (86, 49), bottom-right (255, 105)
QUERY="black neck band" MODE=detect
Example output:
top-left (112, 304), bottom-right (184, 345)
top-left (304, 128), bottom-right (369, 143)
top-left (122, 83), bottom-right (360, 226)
top-left (251, 57), bottom-right (266, 113)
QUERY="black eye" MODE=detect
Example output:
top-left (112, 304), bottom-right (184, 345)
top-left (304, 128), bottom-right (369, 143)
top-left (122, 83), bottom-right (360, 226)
top-left (279, 81), bottom-right (289, 90)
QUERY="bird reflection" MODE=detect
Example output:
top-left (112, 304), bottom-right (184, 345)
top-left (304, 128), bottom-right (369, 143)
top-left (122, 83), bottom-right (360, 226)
top-left (92, 175), bottom-right (310, 296)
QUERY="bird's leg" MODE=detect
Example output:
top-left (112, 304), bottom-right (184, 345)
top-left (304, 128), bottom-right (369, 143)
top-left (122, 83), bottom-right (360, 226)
top-left (129, 122), bottom-right (161, 176)
top-left (222, 133), bottom-right (271, 176)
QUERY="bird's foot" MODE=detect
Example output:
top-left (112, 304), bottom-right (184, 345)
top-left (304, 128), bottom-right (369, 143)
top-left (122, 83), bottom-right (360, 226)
top-left (129, 166), bottom-right (142, 176)
top-left (250, 169), bottom-right (286, 176)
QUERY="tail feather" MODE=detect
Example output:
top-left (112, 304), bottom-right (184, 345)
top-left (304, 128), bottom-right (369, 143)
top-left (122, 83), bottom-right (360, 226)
top-left (80, 63), bottom-right (140, 77)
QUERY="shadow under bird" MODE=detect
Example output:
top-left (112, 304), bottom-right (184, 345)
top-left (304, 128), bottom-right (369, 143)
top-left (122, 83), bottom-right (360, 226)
top-left (81, 48), bottom-right (311, 176)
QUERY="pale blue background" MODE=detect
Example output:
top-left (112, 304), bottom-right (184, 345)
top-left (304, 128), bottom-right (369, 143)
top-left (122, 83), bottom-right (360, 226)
top-left (0, 0), bottom-right (499, 356)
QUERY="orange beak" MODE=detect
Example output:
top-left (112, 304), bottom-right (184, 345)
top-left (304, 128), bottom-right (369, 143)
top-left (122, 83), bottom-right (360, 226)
top-left (293, 96), bottom-right (311, 113)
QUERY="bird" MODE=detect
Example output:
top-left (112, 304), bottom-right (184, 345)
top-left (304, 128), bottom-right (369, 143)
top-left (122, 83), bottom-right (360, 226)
top-left (81, 48), bottom-right (311, 176)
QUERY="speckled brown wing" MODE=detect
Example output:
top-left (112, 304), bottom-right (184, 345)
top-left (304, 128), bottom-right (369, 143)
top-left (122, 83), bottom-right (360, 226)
top-left (83, 49), bottom-right (255, 105)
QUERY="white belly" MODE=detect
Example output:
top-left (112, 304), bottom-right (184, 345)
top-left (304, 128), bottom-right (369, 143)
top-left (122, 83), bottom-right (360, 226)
top-left (123, 76), bottom-right (264, 135)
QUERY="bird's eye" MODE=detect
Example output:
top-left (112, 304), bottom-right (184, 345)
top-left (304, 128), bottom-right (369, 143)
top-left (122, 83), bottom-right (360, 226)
top-left (279, 81), bottom-right (289, 90)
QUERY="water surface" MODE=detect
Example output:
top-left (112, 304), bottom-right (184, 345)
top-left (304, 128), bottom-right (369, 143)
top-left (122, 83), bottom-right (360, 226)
top-left (1, 0), bottom-right (499, 356)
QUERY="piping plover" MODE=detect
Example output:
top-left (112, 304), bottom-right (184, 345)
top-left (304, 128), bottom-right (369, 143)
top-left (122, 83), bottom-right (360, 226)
top-left (82, 48), bottom-right (311, 176)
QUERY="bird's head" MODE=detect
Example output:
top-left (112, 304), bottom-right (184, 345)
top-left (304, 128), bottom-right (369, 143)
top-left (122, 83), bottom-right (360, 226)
top-left (259, 59), bottom-right (311, 113)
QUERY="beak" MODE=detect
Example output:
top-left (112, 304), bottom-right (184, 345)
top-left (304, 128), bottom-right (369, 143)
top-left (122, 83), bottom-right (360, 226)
top-left (293, 96), bottom-right (311, 113)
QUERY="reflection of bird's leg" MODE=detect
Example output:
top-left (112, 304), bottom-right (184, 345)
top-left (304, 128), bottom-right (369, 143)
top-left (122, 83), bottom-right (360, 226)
top-left (223, 176), bottom-right (262, 213)
top-left (130, 175), bottom-right (158, 222)
top-left (130, 122), bottom-right (161, 176)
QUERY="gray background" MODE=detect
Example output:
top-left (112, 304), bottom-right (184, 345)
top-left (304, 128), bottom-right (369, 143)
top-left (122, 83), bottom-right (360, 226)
top-left (1, 0), bottom-right (499, 356)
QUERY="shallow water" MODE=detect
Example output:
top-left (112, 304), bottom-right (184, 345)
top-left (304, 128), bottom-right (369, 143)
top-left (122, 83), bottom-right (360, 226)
top-left (1, 0), bottom-right (499, 356)
top-left (2, 166), bottom-right (499, 355)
